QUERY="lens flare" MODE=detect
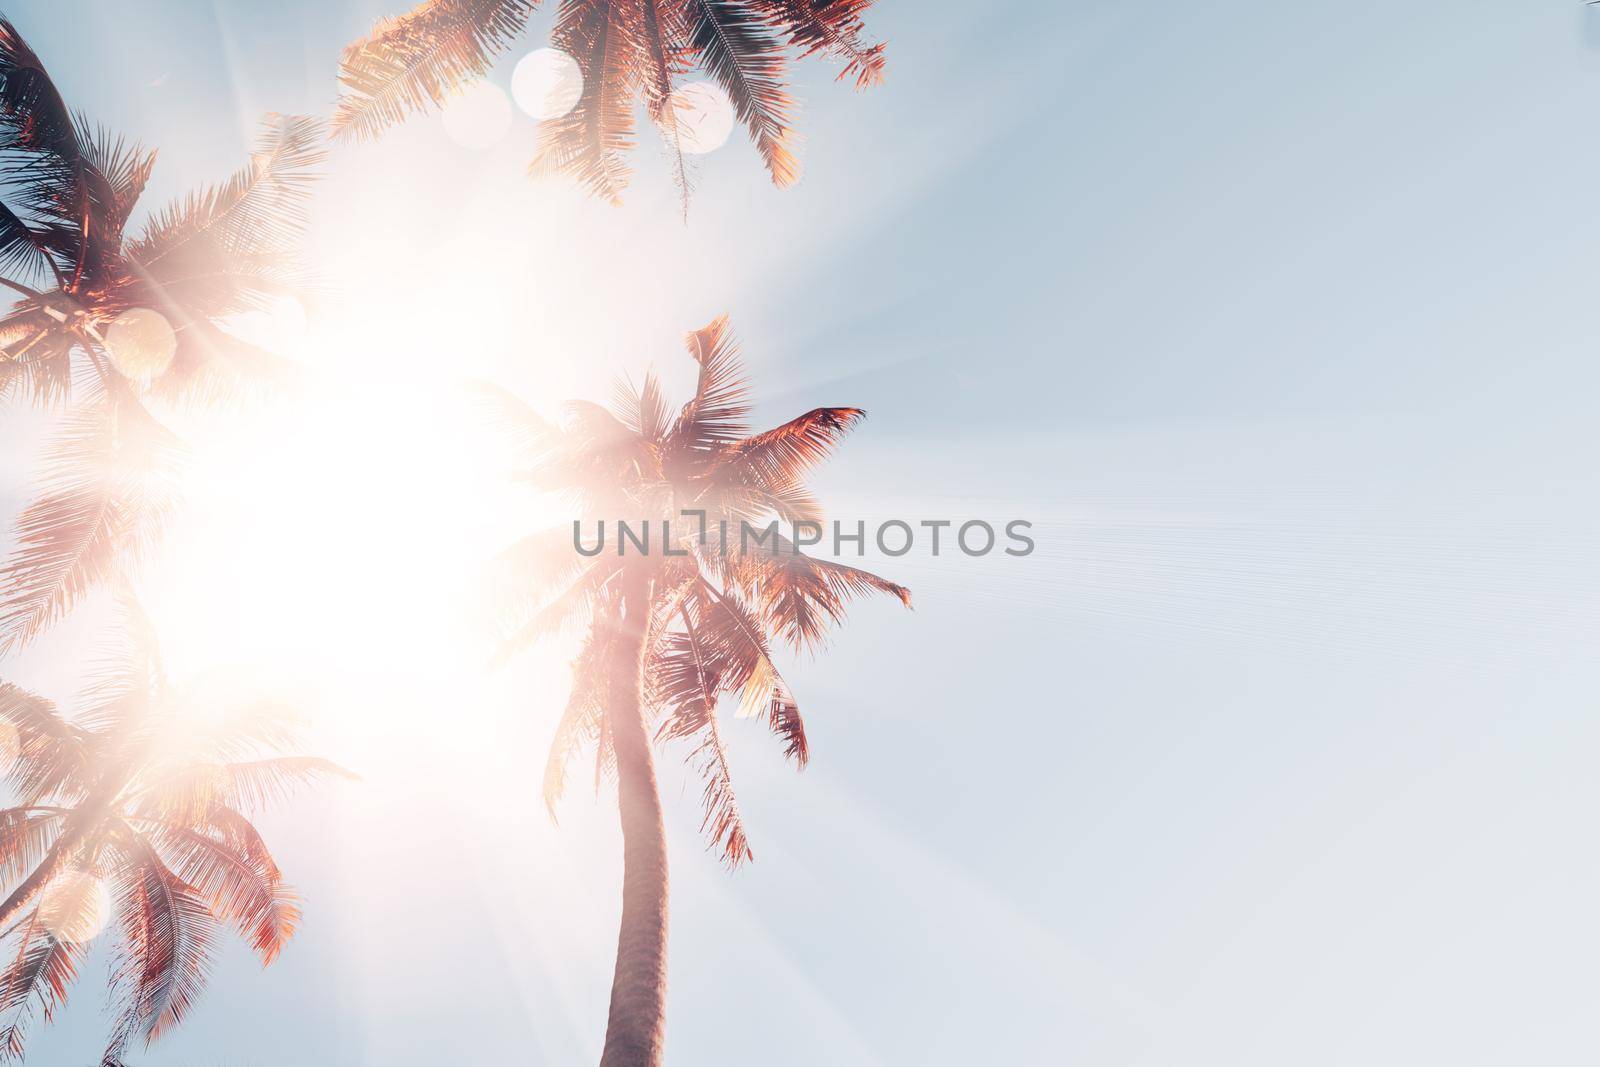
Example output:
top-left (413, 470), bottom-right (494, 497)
top-left (513, 49), bottom-right (583, 121)
top-left (668, 82), bottom-right (735, 154)
top-left (105, 307), bottom-right (176, 381)
top-left (38, 871), bottom-right (111, 944)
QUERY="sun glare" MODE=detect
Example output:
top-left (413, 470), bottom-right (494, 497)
top-left (442, 80), bottom-right (513, 150)
top-left (124, 75), bottom-right (726, 777)
top-left (150, 382), bottom-right (522, 744)
top-left (669, 82), bottom-right (736, 154)
top-left (513, 48), bottom-right (583, 121)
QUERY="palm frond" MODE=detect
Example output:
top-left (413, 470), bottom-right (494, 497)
top-left (486, 556), bottom-right (611, 662)
top-left (653, 623), bottom-right (753, 866)
top-left (169, 698), bottom-right (306, 767)
top-left (150, 318), bottom-right (307, 408)
top-left (0, 18), bottom-right (104, 289)
top-left (133, 818), bottom-right (297, 965)
top-left (685, 580), bottom-right (808, 764)
top-left (0, 685), bottom-right (88, 805)
top-left (491, 524), bottom-right (595, 604)
top-left (718, 405), bottom-right (864, 488)
top-left (666, 314), bottom-right (750, 462)
top-left (0, 909), bottom-right (89, 1060)
top-left (542, 619), bottom-right (610, 813)
top-left (0, 309), bottom-right (77, 405)
top-left (0, 399), bottom-right (184, 652)
top-left (106, 836), bottom-right (217, 1044)
top-left (611, 371), bottom-right (671, 441)
top-left (529, 0), bottom-right (644, 204)
top-left (75, 123), bottom-right (156, 248)
top-left (0, 200), bottom-right (62, 285)
top-left (683, 0), bottom-right (798, 186)
top-left (754, 0), bottom-right (885, 88)
top-left (638, 0), bottom-right (695, 211)
top-left (332, 0), bottom-right (538, 141)
top-left (727, 528), bottom-right (910, 652)
top-left (127, 114), bottom-right (323, 324)
top-left (0, 810), bottom-right (63, 887)
top-left (71, 597), bottom-right (163, 752)
top-left (217, 758), bottom-right (355, 813)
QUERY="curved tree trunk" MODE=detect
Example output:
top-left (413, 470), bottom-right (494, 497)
top-left (599, 568), bottom-right (669, 1067)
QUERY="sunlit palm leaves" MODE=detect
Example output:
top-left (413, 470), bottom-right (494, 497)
top-left (331, 0), bottom-right (540, 142)
top-left (333, 0), bottom-right (886, 203)
top-left (493, 315), bottom-right (909, 866)
top-left (0, 18), bottom-right (324, 651)
top-left (0, 606), bottom-right (351, 1061)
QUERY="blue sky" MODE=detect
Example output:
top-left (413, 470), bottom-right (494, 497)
top-left (4, 0), bottom-right (1600, 1063)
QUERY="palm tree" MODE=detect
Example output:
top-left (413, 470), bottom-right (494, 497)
top-left (0, 601), bottom-right (352, 1061)
top-left (0, 17), bottom-right (324, 651)
top-left (487, 314), bottom-right (909, 1066)
top-left (332, 0), bottom-right (886, 204)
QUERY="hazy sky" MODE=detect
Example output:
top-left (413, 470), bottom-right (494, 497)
top-left (4, 1), bottom-right (1599, 1064)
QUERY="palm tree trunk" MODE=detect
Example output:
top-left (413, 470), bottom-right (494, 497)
top-left (599, 567), bottom-right (669, 1067)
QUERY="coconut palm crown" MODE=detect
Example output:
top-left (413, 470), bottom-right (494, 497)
top-left (332, 0), bottom-right (886, 204)
top-left (0, 604), bottom-right (352, 1062)
top-left (0, 18), bottom-right (324, 652)
top-left (488, 314), bottom-right (909, 1065)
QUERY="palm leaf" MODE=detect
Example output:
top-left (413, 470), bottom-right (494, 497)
top-left (542, 618), bottom-right (611, 813)
top-left (666, 314), bottom-right (751, 463)
top-left (0, 399), bottom-right (185, 652)
top-left (653, 622), bottom-right (753, 866)
top-left (753, 0), bottom-right (885, 88)
top-left (127, 114), bottom-right (323, 322)
top-left (0, 909), bottom-right (89, 1060)
top-left (683, 0), bottom-right (797, 186)
top-left (332, 0), bottom-right (538, 141)
top-left (486, 556), bottom-right (611, 662)
top-left (0, 684), bottom-right (88, 805)
top-left (134, 818), bottom-right (297, 965)
top-left (216, 757), bottom-right (355, 813)
top-left (0, 810), bottom-right (63, 887)
top-left (638, 0), bottom-right (695, 210)
top-left (611, 371), bottom-right (671, 441)
top-left (0, 200), bottom-right (62, 285)
top-left (685, 580), bottom-right (808, 764)
top-left (530, 0), bottom-right (644, 204)
top-left (150, 318), bottom-right (307, 408)
top-left (0, 309), bottom-right (77, 405)
top-left (106, 836), bottom-right (217, 1044)
top-left (0, 18), bottom-right (105, 288)
top-left (727, 528), bottom-right (910, 651)
top-left (718, 405), bottom-right (864, 488)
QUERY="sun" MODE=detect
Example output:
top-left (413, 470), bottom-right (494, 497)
top-left (142, 322), bottom-right (553, 763)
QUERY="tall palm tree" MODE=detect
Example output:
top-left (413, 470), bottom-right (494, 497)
top-left (0, 601), bottom-right (352, 1061)
top-left (332, 0), bottom-right (886, 203)
top-left (488, 314), bottom-right (909, 1066)
top-left (0, 17), bottom-right (324, 652)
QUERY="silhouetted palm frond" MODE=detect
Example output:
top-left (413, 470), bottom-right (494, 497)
top-left (334, 0), bottom-right (886, 202)
top-left (0, 912), bottom-right (88, 1058)
top-left (529, 0), bottom-right (645, 204)
top-left (332, 0), bottom-right (539, 141)
top-left (0, 400), bottom-right (183, 653)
